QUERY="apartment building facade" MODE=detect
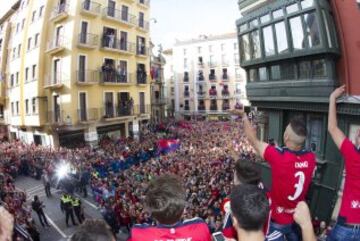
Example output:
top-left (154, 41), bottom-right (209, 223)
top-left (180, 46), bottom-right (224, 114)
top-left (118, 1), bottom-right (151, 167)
top-left (163, 49), bottom-right (175, 118)
top-left (173, 33), bottom-right (248, 120)
top-left (150, 45), bottom-right (166, 123)
top-left (237, 0), bottom-right (360, 222)
top-left (0, 0), bottom-right (151, 147)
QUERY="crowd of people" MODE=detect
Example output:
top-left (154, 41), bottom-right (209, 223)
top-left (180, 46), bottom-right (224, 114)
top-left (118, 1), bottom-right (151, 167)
top-left (0, 86), bottom-right (358, 241)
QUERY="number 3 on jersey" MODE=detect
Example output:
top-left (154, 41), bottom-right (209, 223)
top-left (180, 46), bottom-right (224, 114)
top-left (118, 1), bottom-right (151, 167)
top-left (288, 171), bottom-right (305, 201)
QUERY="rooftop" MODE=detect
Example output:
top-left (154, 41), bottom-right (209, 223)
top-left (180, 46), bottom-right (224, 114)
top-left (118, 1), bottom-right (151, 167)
top-left (174, 33), bottom-right (237, 46)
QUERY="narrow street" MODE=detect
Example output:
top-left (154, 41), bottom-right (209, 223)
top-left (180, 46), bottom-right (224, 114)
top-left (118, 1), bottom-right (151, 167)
top-left (15, 176), bottom-right (128, 241)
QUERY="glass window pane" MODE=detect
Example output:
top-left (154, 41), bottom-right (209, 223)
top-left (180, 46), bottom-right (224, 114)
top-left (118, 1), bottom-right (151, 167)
top-left (249, 19), bottom-right (259, 28)
top-left (271, 65), bottom-right (281, 80)
top-left (286, 3), bottom-right (299, 14)
top-left (281, 63), bottom-right (296, 80)
top-left (322, 10), bottom-right (332, 48)
top-left (304, 13), bottom-right (321, 48)
top-left (240, 34), bottom-right (250, 61)
top-left (240, 23), bottom-right (248, 32)
top-left (263, 26), bottom-right (275, 56)
top-left (301, 0), bottom-right (314, 9)
top-left (298, 61), bottom-right (312, 79)
top-left (329, 14), bottom-right (338, 48)
top-left (259, 67), bottom-right (267, 81)
top-left (312, 59), bottom-right (327, 78)
top-left (275, 21), bottom-right (288, 54)
top-left (251, 30), bottom-right (261, 59)
top-left (260, 14), bottom-right (271, 24)
top-left (290, 16), bottom-right (305, 50)
top-left (273, 9), bottom-right (284, 19)
top-left (249, 69), bottom-right (258, 82)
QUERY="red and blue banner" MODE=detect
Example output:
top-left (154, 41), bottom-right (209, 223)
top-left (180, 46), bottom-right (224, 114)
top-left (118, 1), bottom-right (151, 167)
top-left (157, 139), bottom-right (180, 154)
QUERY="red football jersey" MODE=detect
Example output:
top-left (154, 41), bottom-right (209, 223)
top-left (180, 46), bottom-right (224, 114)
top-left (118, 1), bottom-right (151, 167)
top-left (264, 145), bottom-right (316, 224)
top-left (339, 138), bottom-right (360, 223)
top-left (128, 218), bottom-right (212, 241)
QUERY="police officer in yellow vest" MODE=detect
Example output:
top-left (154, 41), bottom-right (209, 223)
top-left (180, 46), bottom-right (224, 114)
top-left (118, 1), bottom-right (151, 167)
top-left (60, 193), bottom-right (77, 227)
top-left (71, 196), bottom-right (84, 224)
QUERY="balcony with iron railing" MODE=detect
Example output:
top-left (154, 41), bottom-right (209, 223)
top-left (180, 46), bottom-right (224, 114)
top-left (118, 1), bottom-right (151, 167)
top-left (209, 61), bottom-right (217, 68)
top-left (80, 1), bottom-right (101, 17)
top-left (102, 7), bottom-right (136, 27)
top-left (76, 70), bottom-right (99, 85)
top-left (77, 33), bottom-right (98, 49)
top-left (198, 105), bottom-right (206, 112)
top-left (197, 91), bottom-right (206, 99)
top-left (222, 90), bottom-right (230, 98)
top-left (198, 74), bottom-right (205, 82)
top-left (153, 97), bottom-right (167, 105)
top-left (44, 73), bottom-right (65, 89)
top-left (209, 74), bottom-right (217, 82)
top-left (50, 3), bottom-right (69, 22)
top-left (136, 45), bottom-right (148, 57)
top-left (184, 75), bottom-right (189, 82)
top-left (46, 36), bottom-right (66, 54)
top-left (78, 108), bottom-right (99, 123)
top-left (101, 37), bottom-right (136, 54)
top-left (102, 103), bottom-right (134, 120)
top-left (137, 0), bottom-right (150, 8)
top-left (134, 104), bottom-right (151, 115)
top-left (137, 19), bottom-right (150, 32)
top-left (210, 105), bottom-right (218, 112)
top-left (137, 72), bottom-right (147, 85)
top-left (209, 89), bottom-right (217, 98)
top-left (222, 74), bottom-right (229, 81)
top-left (100, 70), bottom-right (134, 85)
top-left (222, 103), bottom-right (230, 111)
top-left (47, 110), bottom-right (66, 125)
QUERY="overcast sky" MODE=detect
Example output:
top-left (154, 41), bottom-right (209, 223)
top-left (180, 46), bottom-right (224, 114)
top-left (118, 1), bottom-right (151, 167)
top-left (0, 0), bottom-right (17, 19)
top-left (150, 0), bottom-right (240, 49)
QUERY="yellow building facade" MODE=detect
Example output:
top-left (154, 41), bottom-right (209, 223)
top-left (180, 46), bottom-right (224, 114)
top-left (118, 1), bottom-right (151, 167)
top-left (0, 0), bottom-right (151, 147)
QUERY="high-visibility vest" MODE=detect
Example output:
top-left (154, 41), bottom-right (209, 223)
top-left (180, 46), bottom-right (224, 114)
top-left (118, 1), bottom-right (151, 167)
top-left (61, 195), bottom-right (71, 203)
top-left (72, 198), bottom-right (80, 207)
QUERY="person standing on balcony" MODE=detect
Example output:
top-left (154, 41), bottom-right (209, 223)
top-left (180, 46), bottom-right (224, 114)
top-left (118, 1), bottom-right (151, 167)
top-left (231, 110), bottom-right (316, 241)
top-left (327, 85), bottom-right (360, 241)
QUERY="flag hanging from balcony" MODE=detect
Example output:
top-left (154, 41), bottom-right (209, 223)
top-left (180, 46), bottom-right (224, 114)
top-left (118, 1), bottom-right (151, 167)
top-left (157, 139), bottom-right (180, 154)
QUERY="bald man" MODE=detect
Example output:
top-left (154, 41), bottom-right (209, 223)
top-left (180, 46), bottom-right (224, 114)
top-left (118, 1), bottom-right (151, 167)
top-left (231, 110), bottom-right (316, 241)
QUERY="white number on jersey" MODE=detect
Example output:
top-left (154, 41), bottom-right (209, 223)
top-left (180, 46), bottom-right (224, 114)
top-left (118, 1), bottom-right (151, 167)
top-left (288, 171), bottom-right (305, 201)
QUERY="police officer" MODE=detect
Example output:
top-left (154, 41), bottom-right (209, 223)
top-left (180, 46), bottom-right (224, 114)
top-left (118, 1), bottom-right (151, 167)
top-left (71, 196), bottom-right (84, 224)
top-left (60, 193), bottom-right (77, 227)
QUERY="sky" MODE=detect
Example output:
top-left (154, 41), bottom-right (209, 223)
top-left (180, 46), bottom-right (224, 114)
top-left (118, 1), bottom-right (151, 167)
top-left (0, 0), bottom-right (17, 19)
top-left (150, 0), bottom-right (240, 50)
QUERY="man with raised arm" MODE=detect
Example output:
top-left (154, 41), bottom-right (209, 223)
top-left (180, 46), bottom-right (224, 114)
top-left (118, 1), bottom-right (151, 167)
top-left (326, 85), bottom-right (360, 241)
top-left (231, 110), bottom-right (316, 241)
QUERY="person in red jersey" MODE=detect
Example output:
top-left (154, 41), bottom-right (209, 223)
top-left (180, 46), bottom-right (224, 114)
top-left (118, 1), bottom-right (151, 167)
top-left (222, 159), bottom-right (270, 240)
top-left (231, 110), bottom-right (316, 241)
top-left (128, 174), bottom-right (212, 241)
top-left (327, 85), bottom-right (360, 241)
top-left (230, 184), bottom-right (317, 241)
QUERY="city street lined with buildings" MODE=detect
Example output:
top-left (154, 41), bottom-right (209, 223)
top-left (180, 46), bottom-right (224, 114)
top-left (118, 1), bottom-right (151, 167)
top-left (0, 0), bottom-right (360, 241)
top-left (15, 176), bottom-right (128, 241)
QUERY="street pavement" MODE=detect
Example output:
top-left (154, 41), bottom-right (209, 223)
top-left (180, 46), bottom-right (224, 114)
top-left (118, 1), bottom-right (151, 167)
top-left (15, 176), bottom-right (129, 241)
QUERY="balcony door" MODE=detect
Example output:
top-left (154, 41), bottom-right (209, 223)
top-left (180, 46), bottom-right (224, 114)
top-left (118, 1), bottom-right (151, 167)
top-left (79, 92), bottom-right (87, 121)
top-left (120, 31), bottom-right (128, 51)
top-left (55, 26), bottom-right (63, 47)
top-left (119, 60), bottom-right (127, 82)
top-left (121, 5), bottom-right (129, 21)
top-left (107, 0), bottom-right (115, 17)
top-left (54, 95), bottom-right (61, 122)
top-left (105, 92), bottom-right (114, 118)
top-left (78, 55), bottom-right (86, 82)
top-left (80, 21), bottom-right (88, 44)
top-left (139, 92), bottom-right (145, 114)
top-left (118, 92), bottom-right (130, 116)
top-left (139, 12), bottom-right (144, 28)
top-left (54, 59), bottom-right (61, 84)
